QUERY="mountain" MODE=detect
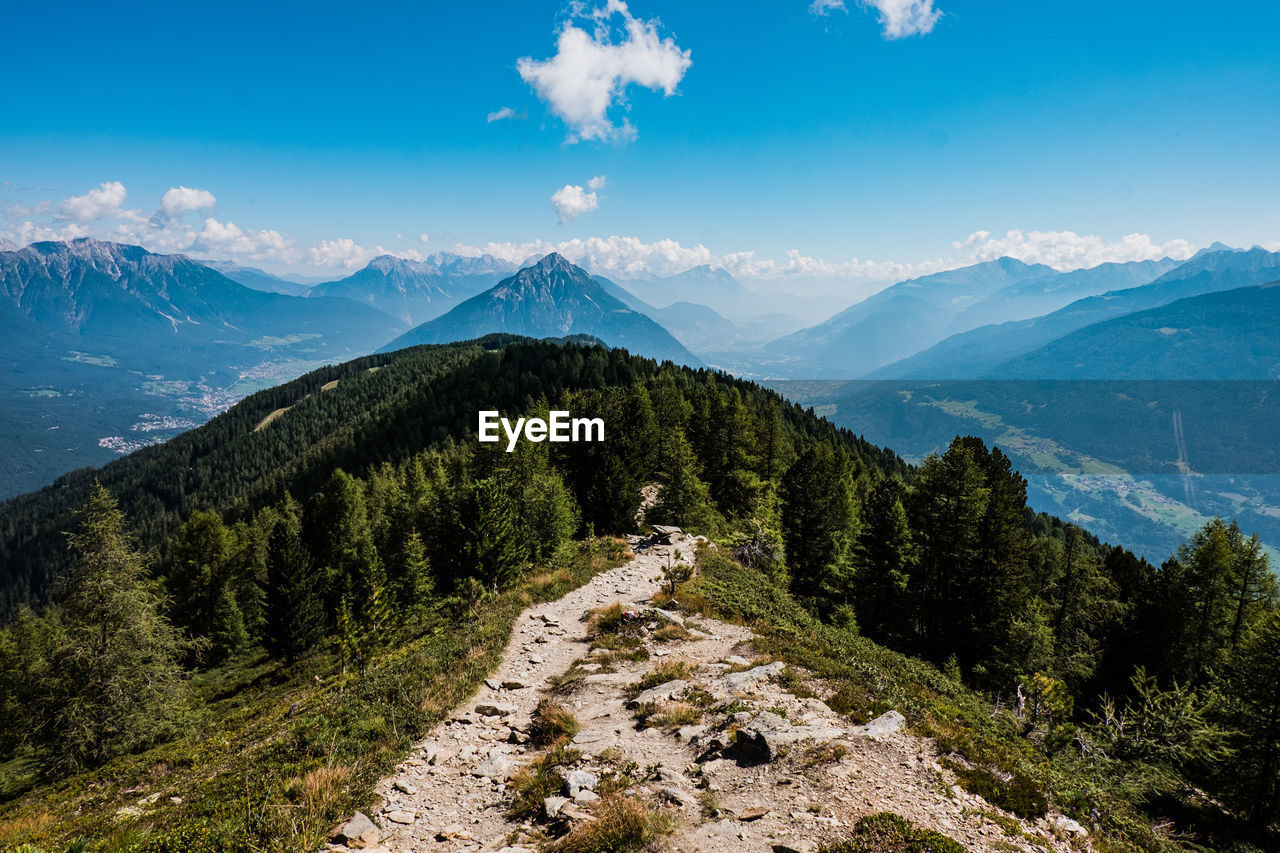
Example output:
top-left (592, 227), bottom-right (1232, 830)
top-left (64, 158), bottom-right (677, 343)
top-left (0, 238), bottom-right (403, 498)
top-left (765, 257), bottom-right (1056, 376)
top-left (306, 253), bottom-right (518, 327)
top-left (379, 253), bottom-right (701, 366)
top-left (877, 246), bottom-right (1280, 378)
top-left (592, 275), bottom-right (738, 352)
top-left (618, 264), bottom-right (746, 311)
top-left (195, 258), bottom-right (311, 295)
top-left (995, 282), bottom-right (1280, 379)
top-left (949, 258), bottom-right (1180, 332)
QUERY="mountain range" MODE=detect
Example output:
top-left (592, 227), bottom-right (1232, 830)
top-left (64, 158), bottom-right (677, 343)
top-left (380, 253), bottom-right (701, 366)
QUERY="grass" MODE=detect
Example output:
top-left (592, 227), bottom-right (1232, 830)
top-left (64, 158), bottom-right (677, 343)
top-left (627, 660), bottom-right (695, 699)
top-left (529, 700), bottom-right (580, 747)
top-left (551, 793), bottom-right (673, 853)
top-left (507, 743), bottom-right (583, 822)
top-left (818, 812), bottom-right (967, 853)
top-left (798, 741), bottom-right (849, 767)
top-left (0, 538), bottom-right (628, 853)
top-left (635, 701), bottom-right (704, 730)
top-left (651, 624), bottom-right (693, 643)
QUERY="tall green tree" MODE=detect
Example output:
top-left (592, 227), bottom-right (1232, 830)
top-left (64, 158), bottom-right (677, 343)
top-left (855, 478), bottom-right (916, 644)
top-left (465, 477), bottom-right (526, 591)
top-left (41, 484), bottom-right (190, 771)
top-left (264, 496), bottom-right (322, 664)
top-left (781, 444), bottom-right (858, 615)
top-left (1225, 609), bottom-right (1280, 827)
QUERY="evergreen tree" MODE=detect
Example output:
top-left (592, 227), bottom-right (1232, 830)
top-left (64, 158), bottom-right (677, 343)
top-left (168, 510), bottom-right (231, 643)
top-left (781, 444), bottom-right (858, 615)
top-left (1225, 609), bottom-right (1280, 827)
top-left (41, 484), bottom-right (190, 771)
top-left (264, 496), bottom-right (322, 664)
top-left (648, 427), bottom-right (718, 531)
top-left (855, 478), bottom-right (916, 644)
top-left (465, 478), bottom-right (525, 590)
top-left (310, 469), bottom-right (384, 619)
top-left (906, 439), bottom-right (989, 661)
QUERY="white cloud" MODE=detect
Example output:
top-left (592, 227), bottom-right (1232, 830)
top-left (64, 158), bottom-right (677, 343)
top-left (551, 183), bottom-right (601, 224)
top-left (60, 181), bottom-right (129, 220)
top-left (810, 0), bottom-right (942, 39)
top-left (587, 174), bottom-right (607, 191)
top-left (487, 106), bottom-right (519, 122)
top-left (953, 229), bottom-right (1196, 270)
top-left (306, 238), bottom-right (424, 269)
top-left (517, 0), bottom-right (691, 142)
top-left (158, 186), bottom-right (216, 219)
top-left (419, 232), bottom-right (431, 244)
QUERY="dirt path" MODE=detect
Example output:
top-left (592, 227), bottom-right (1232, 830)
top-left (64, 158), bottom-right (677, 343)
top-left (330, 535), bottom-right (1088, 853)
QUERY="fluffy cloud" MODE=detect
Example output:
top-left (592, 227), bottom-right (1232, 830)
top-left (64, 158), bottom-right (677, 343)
top-left (810, 0), bottom-right (942, 39)
top-left (550, 179), bottom-right (604, 224)
top-left (487, 106), bottom-right (519, 122)
top-left (954, 229), bottom-right (1196, 270)
top-left (517, 0), bottom-right (691, 142)
top-left (306, 238), bottom-right (425, 269)
top-left (158, 186), bottom-right (217, 219)
top-left (60, 181), bottom-right (130, 220)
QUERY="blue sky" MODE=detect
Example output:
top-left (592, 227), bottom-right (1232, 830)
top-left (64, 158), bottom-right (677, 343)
top-left (2, 0), bottom-right (1278, 280)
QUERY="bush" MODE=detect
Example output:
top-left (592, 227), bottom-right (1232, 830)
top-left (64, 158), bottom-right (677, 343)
top-left (553, 793), bottom-right (671, 853)
top-left (530, 699), bottom-right (579, 747)
top-left (819, 812), bottom-right (967, 853)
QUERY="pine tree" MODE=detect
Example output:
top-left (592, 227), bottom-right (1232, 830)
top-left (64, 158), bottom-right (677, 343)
top-left (781, 445), bottom-right (858, 615)
top-left (648, 427), bottom-right (718, 531)
top-left (1048, 526), bottom-right (1122, 689)
top-left (264, 497), bottom-right (322, 664)
top-left (1225, 609), bottom-right (1280, 827)
top-left (466, 478), bottom-right (525, 591)
top-left (310, 469), bottom-right (384, 619)
top-left (41, 484), bottom-right (190, 771)
top-left (168, 510), bottom-right (231, 643)
top-left (855, 478), bottom-right (916, 644)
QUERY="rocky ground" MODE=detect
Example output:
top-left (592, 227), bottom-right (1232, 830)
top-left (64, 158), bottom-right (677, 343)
top-left (327, 534), bottom-right (1091, 853)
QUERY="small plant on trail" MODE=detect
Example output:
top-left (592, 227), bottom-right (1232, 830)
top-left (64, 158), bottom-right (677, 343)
top-left (552, 793), bottom-right (673, 853)
top-left (662, 549), bottom-right (693, 597)
top-left (530, 699), bottom-right (580, 747)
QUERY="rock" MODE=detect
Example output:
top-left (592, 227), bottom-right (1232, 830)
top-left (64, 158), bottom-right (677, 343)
top-left (485, 677), bottom-right (502, 690)
top-left (560, 804), bottom-right (594, 822)
top-left (627, 679), bottom-right (689, 708)
top-left (573, 789), bottom-right (601, 804)
top-left (677, 724), bottom-right (708, 741)
top-left (735, 712), bottom-right (844, 762)
top-left (530, 655), bottom-right (544, 664)
top-left (502, 679), bottom-right (531, 690)
top-left (772, 842), bottom-right (818, 853)
top-left (724, 655), bottom-right (751, 666)
top-left (385, 809), bottom-right (415, 824)
top-left (571, 729), bottom-right (612, 745)
top-left (540, 613), bottom-right (560, 625)
top-left (334, 812), bottom-right (379, 846)
top-left (1054, 816), bottom-right (1089, 836)
top-left (169, 795), bottom-right (182, 804)
top-left (852, 710), bottom-right (906, 741)
top-left (393, 780), bottom-right (417, 795)
top-left (660, 786), bottom-right (699, 809)
top-left (436, 824), bottom-right (466, 841)
top-left (453, 712), bottom-right (477, 725)
top-left (739, 806), bottom-right (770, 821)
top-left (563, 769), bottom-right (598, 797)
top-left (722, 662), bottom-right (785, 692)
top-left (475, 753), bottom-right (514, 780)
top-left (544, 796), bottom-right (570, 818)
top-left (476, 702), bottom-right (517, 717)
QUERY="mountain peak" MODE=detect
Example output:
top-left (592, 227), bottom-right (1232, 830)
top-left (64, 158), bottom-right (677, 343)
top-left (531, 252), bottom-right (575, 274)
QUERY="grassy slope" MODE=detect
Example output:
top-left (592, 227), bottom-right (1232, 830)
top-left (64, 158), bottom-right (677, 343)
top-left (0, 538), bottom-right (632, 853)
top-left (679, 547), bottom-right (1178, 853)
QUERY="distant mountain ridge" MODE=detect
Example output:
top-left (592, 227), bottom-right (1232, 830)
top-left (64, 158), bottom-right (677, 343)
top-left (876, 246), bottom-right (1280, 378)
top-left (0, 238), bottom-right (403, 498)
top-left (196, 258), bottom-right (311, 296)
top-left (379, 253), bottom-right (701, 366)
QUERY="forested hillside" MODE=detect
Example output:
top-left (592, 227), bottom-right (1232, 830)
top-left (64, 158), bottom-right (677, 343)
top-left (0, 336), bottom-right (1277, 851)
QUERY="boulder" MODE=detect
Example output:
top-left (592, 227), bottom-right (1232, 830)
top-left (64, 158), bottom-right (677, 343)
top-left (627, 679), bottom-right (689, 708)
top-left (393, 780), bottom-right (417, 795)
top-left (333, 812), bottom-right (379, 846)
top-left (474, 749), bottom-right (514, 780)
top-left (722, 662), bottom-right (785, 692)
top-left (385, 809), bottom-right (415, 825)
top-left (738, 806), bottom-right (769, 821)
top-left (573, 789), bottom-right (601, 804)
top-left (563, 769), bottom-right (598, 797)
top-left (735, 712), bottom-right (844, 762)
top-left (476, 701), bottom-right (517, 717)
top-left (544, 796), bottom-right (570, 818)
top-left (660, 786), bottom-right (699, 809)
top-left (852, 710), bottom-right (906, 741)
top-left (501, 679), bottom-right (531, 690)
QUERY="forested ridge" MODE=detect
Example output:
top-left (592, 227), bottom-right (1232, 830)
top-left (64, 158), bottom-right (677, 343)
top-left (0, 335), bottom-right (1278, 851)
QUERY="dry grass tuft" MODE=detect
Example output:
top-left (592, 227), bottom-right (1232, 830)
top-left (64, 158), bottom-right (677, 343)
top-left (553, 793), bottom-right (672, 853)
top-left (301, 764), bottom-right (353, 811)
top-left (530, 699), bottom-right (580, 747)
